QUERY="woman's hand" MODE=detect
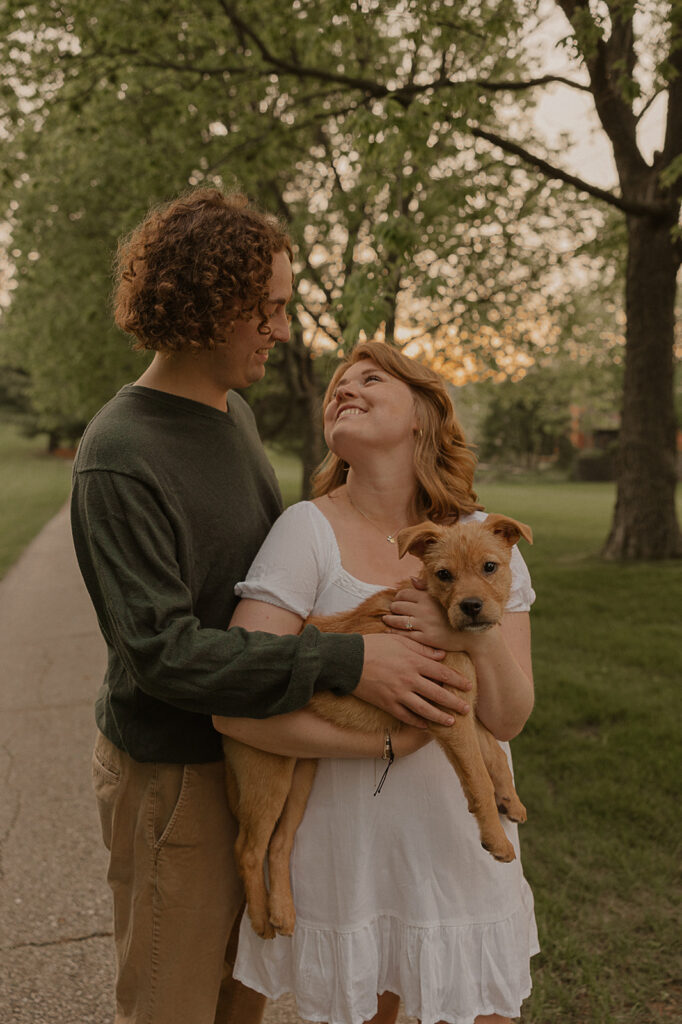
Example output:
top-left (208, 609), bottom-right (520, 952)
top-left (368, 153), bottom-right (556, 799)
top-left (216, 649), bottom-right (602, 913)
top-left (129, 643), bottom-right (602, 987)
top-left (384, 584), bottom-right (503, 658)
top-left (383, 578), bottom-right (463, 651)
top-left (385, 581), bottom-right (535, 742)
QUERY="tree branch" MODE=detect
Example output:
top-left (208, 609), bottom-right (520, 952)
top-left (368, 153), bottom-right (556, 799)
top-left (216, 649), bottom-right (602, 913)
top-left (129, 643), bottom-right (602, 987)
top-left (635, 87), bottom-right (666, 124)
top-left (105, 46), bottom-right (255, 79)
top-left (470, 125), bottom-right (670, 217)
top-left (478, 73), bottom-right (591, 94)
top-left (555, 0), bottom-right (647, 179)
top-left (217, 0), bottom-right (389, 94)
top-left (217, 1), bottom-right (591, 106)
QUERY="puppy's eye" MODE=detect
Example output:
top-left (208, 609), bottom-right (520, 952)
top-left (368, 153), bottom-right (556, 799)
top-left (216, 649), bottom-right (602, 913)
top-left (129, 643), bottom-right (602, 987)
top-left (435, 568), bottom-right (454, 582)
top-left (483, 561), bottom-right (497, 575)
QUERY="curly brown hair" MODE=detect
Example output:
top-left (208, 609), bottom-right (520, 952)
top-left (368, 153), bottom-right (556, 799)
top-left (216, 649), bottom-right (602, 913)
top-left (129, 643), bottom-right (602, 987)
top-left (312, 342), bottom-right (483, 523)
top-left (113, 187), bottom-right (293, 351)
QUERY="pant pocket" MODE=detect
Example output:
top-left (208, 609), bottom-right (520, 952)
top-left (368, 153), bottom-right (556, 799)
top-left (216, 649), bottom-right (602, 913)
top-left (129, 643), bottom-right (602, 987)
top-left (92, 732), bottom-right (123, 851)
top-left (150, 763), bottom-right (194, 852)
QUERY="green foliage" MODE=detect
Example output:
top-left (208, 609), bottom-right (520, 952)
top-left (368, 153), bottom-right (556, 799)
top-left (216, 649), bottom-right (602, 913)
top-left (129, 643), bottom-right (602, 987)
top-left (478, 368), bottom-right (574, 464)
top-left (0, 0), bottom-right (600, 446)
top-left (0, 365), bottom-right (32, 426)
top-left (476, 353), bottom-right (623, 468)
top-left (660, 153), bottom-right (682, 190)
top-left (0, 46), bottom-right (207, 437)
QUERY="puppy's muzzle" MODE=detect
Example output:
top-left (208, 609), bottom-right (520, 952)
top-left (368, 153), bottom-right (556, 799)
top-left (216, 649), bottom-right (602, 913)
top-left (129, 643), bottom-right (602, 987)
top-left (460, 597), bottom-right (483, 619)
top-left (457, 597), bottom-right (495, 633)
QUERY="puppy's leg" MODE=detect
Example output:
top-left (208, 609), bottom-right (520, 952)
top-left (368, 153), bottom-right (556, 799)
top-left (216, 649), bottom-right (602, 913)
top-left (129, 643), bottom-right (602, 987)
top-left (430, 703), bottom-right (515, 863)
top-left (267, 758), bottom-right (318, 936)
top-left (223, 738), bottom-right (296, 939)
top-left (475, 721), bottom-right (526, 823)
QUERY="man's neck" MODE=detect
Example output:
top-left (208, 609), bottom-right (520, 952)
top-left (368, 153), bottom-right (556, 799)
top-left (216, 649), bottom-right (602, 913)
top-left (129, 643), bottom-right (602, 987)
top-left (135, 352), bottom-right (229, 412)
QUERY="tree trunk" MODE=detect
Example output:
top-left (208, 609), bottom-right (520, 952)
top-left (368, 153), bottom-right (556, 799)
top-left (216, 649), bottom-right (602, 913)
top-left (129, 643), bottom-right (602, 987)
top-left (602, 215), bottom-right (681, 559)
top-left (298, 348), bottom-right (325, 499)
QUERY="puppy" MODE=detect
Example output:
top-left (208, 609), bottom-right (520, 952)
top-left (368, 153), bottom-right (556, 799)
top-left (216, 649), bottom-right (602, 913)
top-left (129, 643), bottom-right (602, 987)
top-left (223, 513), bottom-right (532, 939)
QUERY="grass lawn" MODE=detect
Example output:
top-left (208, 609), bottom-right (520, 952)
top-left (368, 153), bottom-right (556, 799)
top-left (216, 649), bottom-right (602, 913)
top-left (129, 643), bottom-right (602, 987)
top-left (477, 479), bottom-right (682, 1024)
top-left (0, 423), bottom-right (73, 578)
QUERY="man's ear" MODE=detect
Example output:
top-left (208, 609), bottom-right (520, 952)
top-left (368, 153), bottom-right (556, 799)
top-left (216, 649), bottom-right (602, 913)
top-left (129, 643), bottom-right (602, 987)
top-left (484, 513), bottom-right (533, 547)
top-left (396, 522), bottom-right (445, 560)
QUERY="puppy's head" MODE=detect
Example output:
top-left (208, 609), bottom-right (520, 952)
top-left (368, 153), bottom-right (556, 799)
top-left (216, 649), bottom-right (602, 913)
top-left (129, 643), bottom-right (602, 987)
top-left (397, 515), bottom-right (532, 632)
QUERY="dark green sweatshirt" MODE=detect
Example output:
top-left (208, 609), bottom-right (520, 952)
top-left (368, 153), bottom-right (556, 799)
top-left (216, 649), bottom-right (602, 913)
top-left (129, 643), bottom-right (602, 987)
top-left (71, 384), bottom-right (363, 763)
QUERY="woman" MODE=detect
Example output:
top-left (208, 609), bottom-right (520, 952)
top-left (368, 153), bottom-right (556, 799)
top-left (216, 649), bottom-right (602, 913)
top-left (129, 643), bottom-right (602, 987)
top-left (214, 341), bottom-right (539, 1024)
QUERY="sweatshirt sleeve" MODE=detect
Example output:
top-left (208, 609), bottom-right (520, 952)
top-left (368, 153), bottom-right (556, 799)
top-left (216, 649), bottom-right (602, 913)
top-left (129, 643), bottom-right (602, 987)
top-left (71, 471), bottom-right (363, 719)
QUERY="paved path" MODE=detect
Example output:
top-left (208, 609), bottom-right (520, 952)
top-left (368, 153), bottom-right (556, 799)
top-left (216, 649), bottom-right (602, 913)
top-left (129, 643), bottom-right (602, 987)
top-left (0, 506), bottom-right (416, 1024)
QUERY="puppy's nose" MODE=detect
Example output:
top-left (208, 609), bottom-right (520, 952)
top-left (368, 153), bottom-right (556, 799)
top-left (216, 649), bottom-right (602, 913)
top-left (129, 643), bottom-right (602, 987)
top-left (460, 598), bottom-right (483, 618)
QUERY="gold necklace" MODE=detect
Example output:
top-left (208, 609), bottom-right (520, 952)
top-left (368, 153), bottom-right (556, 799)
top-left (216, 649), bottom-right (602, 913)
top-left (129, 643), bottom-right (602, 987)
top-left (347, 492), bottom-right (406, 545)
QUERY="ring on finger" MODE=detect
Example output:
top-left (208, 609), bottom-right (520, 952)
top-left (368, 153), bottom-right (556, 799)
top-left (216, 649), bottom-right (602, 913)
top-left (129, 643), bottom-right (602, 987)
top-left (405, 616), bottom-right (414, 631)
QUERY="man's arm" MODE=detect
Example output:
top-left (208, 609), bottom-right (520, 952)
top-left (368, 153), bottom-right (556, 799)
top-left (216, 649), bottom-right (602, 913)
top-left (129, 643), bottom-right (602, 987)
top-left (220, 599), bottom-right (472, 732)
top-left (71, 470), bottom-right (363, 719)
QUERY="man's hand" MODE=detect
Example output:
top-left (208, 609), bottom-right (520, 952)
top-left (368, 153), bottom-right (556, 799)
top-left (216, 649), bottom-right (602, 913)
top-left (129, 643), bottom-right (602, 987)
top-left (355, 633), bottom-right (472, 728)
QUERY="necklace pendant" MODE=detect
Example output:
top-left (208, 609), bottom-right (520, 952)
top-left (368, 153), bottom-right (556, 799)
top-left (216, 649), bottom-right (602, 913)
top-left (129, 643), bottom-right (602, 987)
top-left (387, 534), bottom-right (396, 544)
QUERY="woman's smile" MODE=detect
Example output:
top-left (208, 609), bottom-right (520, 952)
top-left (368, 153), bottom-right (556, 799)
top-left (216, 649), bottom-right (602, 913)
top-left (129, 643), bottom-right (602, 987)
top-left (336, 405), bottom-right (365, 421)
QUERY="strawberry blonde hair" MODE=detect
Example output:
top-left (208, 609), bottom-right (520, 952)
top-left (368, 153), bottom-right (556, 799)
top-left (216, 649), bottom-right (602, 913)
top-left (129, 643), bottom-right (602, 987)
top-left (311, 341), bottom-right (483, 522)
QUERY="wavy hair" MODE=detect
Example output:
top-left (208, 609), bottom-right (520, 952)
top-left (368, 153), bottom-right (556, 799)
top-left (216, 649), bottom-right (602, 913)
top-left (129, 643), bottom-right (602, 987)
top-left (311, 342), bottom-right (483, 522)
top-left (113, 187), bottom-right (292, 352)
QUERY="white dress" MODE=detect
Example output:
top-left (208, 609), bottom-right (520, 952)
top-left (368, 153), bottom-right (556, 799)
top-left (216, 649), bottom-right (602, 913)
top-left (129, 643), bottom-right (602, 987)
top-left (233, 502), bottom-right (539, 1024)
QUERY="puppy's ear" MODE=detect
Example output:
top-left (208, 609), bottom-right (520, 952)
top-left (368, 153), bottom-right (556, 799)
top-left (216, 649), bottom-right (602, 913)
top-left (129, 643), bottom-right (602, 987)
top-left (396, 522), bottom-right (444, 560)
top-left (484, 514), bottom-right (533, 547)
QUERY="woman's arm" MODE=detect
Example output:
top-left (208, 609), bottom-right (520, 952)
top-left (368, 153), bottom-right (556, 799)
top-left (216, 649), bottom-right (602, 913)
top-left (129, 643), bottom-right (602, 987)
top-left (213, 705), bottom-right (431, 759)
top-left (457, 611), bottom-right (534, 741)
top-left (385, 588), bottom-right (534, 741)
top-left (213, 598), bottom-right (431, 758)
top-left (229, 596), bottom-right (304, 636)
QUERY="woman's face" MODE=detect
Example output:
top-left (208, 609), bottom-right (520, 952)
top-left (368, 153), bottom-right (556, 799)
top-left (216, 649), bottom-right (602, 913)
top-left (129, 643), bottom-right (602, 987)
top-left (323, 359), bottom-right (419, 460)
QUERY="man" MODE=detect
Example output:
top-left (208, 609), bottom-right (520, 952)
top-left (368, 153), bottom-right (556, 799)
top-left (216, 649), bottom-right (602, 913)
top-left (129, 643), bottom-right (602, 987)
top-left (71, 187), bottom-right (469, 1024)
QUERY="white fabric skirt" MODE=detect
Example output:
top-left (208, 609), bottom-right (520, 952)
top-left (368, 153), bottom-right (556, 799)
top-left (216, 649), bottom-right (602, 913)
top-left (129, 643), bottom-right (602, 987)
top-left (234, 741), bottom-right (539, 1024)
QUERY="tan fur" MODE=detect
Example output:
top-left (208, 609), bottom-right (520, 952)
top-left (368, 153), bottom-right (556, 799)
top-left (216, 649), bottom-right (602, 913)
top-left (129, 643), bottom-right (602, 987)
top-left (223, 514), bottom-right (532, 939)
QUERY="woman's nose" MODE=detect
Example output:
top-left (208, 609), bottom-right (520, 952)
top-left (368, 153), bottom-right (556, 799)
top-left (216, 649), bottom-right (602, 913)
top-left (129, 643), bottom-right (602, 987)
top-left (335, 380), bottom-right (357, 400)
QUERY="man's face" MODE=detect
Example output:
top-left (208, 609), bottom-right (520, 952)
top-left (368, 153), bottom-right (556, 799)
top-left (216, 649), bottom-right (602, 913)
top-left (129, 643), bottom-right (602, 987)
top-left (217, 250), bottom-right (293, 390)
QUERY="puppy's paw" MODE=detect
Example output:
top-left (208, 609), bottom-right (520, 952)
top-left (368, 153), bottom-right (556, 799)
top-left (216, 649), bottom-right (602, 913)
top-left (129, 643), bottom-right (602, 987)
top-left (481, 835), bottom-right (516, 862)
top-left (268, 895), bottom-right (296, 937)
top-left (249, 909), bottom-right (276, 940)
top-left (497, 795), bottom-right (527, 824)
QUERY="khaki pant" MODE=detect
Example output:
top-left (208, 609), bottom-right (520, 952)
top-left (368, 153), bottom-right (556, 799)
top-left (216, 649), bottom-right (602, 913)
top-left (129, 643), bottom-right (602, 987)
top-left (92, 731), bottom-right (265, 1024)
